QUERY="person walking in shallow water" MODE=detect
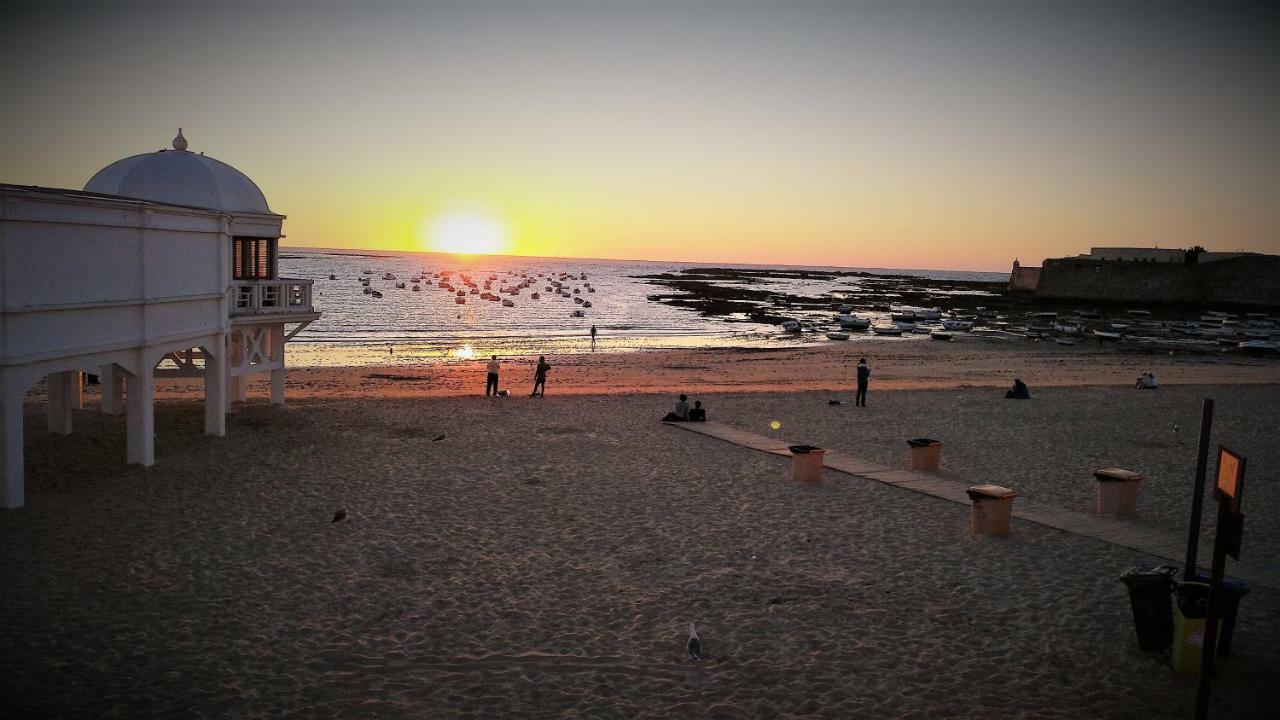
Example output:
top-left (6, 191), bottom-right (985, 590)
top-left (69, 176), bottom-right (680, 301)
top-left (590, 324), bottom-right (597, 350)
top-left (485, 355), bottom-right (501, 397)
top-left (855, 357), bottom-right (870, 407)
top-left (531, 356), bottom-right (551, 397)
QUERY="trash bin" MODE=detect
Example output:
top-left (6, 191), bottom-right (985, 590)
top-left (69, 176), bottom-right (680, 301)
top-left (965, 484), bottom-right (1017, 536)
top-left (788, 444), bottom-right (825, 482)
top-left (907, 438), bottom-right (942, 471)
top-left (1171, 581), bottom-right (1212, 675)
top-left (1119, 566), bottom-right (1176, 652)
top-left (1094, 468), bottom-right (1144, 516)
top-left (1191, 572), bottom-right (1251, 657)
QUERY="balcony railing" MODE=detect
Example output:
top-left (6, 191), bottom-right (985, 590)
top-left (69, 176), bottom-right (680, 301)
top-left (231, 278), bottom-right (315, 317)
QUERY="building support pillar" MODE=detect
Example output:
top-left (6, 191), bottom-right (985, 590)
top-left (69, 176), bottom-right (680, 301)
top-left (270, 324), bottom-right (286, 406)
top-left (70, 372), bottom-right (83, 410)
top-left (1, 378), bottom-right (25, 509)
top-left (228, 331), bottom-right (247, 403)
top-left (204, 336), bottom-right (226, 437)
top-left (101, 365), bottom-right (125, 415)
top-left (47, 371), bottom-right (74, 436)
top-left (126, 361), bottom-right (155, 466)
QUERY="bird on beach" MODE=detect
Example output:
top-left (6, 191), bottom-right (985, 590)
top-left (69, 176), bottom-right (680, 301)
top-left (332, 507), bottom-right (347, 523)
top-left (687, 623), bottom-right (702, 660)
top-left (432, 432), bottom-right (447, 442)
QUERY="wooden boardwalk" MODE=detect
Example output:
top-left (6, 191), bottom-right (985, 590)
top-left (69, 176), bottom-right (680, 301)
top-left (665, 421), bottom-right (1279, 590)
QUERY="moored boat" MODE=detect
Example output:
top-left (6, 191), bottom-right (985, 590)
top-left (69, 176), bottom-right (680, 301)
top-left (826, 331), bottom-right (850, 340)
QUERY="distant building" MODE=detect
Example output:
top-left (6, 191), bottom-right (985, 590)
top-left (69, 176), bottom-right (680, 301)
top-left (1, 130), bottom-right (319, 508)
top-left (1007, 247), bottom-right (1279, 307)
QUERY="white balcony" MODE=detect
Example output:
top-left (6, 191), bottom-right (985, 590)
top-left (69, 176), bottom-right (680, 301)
top-left (231, 278), bottom-right (315, 317)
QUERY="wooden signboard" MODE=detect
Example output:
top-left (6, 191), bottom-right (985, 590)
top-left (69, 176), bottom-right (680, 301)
top-left (1215, 446), bottom-right (1245, 512)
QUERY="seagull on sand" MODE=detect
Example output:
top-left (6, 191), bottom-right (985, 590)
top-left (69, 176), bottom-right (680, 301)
top-left (687, 623), bottom-right (702, 660)
top-left (432, 432), bottom-right (447, 442)
top-left (332, 508), bottom-right (347, 523)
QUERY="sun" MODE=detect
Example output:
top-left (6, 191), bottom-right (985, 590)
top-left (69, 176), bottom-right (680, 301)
top-left (425, 212), bottom-right (509, 255)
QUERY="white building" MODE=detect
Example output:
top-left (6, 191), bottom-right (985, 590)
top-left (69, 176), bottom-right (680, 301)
top-left (0, 130), bottom-right (319, 508)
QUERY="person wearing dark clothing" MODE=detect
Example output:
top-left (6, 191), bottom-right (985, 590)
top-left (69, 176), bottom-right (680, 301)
top-left (688, 400), bottom-right (706, 422)
top-left (531, 356), bottom-right (551, 397)
top-left (485, 356), bottom-right (501, 397)
top-left (1005, 378), bottom-right (1031, 399)
top-left (855, 358), bottom-right (870, 407)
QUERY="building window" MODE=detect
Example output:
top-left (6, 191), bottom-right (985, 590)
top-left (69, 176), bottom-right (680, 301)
top-left (232, 237), bottom-right (276, 279)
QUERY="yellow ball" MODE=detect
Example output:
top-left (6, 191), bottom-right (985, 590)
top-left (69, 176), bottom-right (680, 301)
top-left (769, 420), bottom-right (782, 431)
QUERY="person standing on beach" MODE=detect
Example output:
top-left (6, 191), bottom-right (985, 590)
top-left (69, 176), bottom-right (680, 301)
top-left (531, 356), bottom-right (551, 397)
top-left (855, 357), bottom-right (870, 407)
top-left (485, 355), bottom-right (501, 397)
top-left (590, 324), bottom-right (598, 350)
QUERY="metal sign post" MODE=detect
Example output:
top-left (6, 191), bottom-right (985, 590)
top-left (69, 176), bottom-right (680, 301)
top-left (1184, 399), bottom-right (1214, 580)
top-left (1194, 446), bottom-right (1246, 720)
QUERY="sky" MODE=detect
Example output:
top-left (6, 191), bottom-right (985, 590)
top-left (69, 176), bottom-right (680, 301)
top-left (2, 0), bottom-right (1276, 271)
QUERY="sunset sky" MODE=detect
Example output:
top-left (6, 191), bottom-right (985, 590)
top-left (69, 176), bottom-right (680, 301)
top-left (2, 0), bottom-right (1276, 271)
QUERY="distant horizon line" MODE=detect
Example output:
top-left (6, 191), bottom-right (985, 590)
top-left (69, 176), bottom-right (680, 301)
top-left (278, 244), bottom-right (1014, 276)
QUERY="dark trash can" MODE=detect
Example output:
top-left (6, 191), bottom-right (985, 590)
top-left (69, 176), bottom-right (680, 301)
top-left (1120, 566), bottom-right (1177, 652)
top-left (1192, 572), bottom-right (1251, 657)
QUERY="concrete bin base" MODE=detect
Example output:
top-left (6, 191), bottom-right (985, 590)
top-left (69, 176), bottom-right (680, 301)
top-left (907, 438), bottom-right (942, 471)
top-left (789, 445), bottom-right (825, 482)
top-left (1095, 468), bottom-right (1144, 516)
top-left (967, 484), bottom-right (1017, 536)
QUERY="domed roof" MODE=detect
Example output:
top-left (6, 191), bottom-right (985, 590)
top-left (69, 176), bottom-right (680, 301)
top-left (84, 129), bottom-right (274, 214)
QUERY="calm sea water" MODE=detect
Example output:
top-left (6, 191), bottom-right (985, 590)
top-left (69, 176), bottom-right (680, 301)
top-left (280, 248), bottom-right (1007, 366)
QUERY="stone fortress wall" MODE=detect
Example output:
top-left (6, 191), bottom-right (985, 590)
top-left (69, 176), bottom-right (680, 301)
top-left (1028, 254), bottom-right (1280, 307)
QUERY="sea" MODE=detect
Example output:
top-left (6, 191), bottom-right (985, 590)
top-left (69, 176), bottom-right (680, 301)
top-left (280, 248), bottom-right (1008, 367)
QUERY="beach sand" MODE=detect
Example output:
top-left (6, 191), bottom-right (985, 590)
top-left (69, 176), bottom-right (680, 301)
top-left (3, 344), bottom-right (1278, 718)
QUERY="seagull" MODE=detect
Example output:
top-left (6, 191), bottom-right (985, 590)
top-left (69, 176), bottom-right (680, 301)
top-left (1173, 424), bottom-right (1179, 434)
top-left (432, 432), bottom-right (447, 442)
top-left (687, 623), bottom-right (702, 660)
top-left (332, 508), bottom-right (347, 523)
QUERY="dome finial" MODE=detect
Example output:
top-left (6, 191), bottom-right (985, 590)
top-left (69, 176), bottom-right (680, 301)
top-left (173, 128), bottom-right (188, 151)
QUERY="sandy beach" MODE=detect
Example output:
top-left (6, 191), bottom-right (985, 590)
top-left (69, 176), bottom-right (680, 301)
top-left (3, 343), bottom-right (1278, 718)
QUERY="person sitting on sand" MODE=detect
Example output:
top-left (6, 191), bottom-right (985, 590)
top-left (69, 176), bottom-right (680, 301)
top-left (531, 356), bottom-right (551, 397)
top-left (688, 400), bottom-right (706, 422)
top-left (1141, 372), bottom-right (1158, 390)
top-left (1005, 378), bottom-right (1031, 400)
top-left (663, 394), bottom-right (691, 421)
top-left (1135, 372), bottom-right (1149, 389)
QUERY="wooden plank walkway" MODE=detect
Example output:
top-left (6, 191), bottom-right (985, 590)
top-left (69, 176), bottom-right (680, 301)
top-left (665, 421), bottom-right (1279, 590)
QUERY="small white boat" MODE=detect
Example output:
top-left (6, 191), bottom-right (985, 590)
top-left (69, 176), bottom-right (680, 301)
top-left (1051, 323), bottom-right (1082, 335)
top-left (894, 321), bottom-right (916, 332)
top-left (781, 320), bottom-right (802, 333)
top-left (826, 332), bottom-right (851, 341)
top-left (836, 314), bottom-right (871, 329)
top-left (915, 308), bottom-right (942, 321)
top-left (382, 273), bottom-right (396, 280)
top-left (1238, 340), bottom-right (1278, 355)
top-left (871, 325), bottom-right (903, 336)
top-left (1126, 310), bottom-right (1152, 317)
top-left (890, 311), bottom-right (916, 322)
top-left (1054, 338), bottom-right (1077, 346)
top-left (1093, 330), bottom-right (1123, 341)
top-left (941, 320), bottom-right (973, 331)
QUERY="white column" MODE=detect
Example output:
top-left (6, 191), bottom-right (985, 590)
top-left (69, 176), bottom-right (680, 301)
top-left (70, 372), bottom-right (83, 410)
top-left (1, 378), bottom-right (25, 508)
top-left (126, 361), bottom-right (155, 466)
top-left (270, 324), bottom-right (286, 406)
top-left (228, 331), bottom-right (247, 403)
top-left (101, 365), bottom-right (125, 415)
top-left (204, 337), bottom-right (226, 436)
top-left (47, 371), bottom-right (73, 435)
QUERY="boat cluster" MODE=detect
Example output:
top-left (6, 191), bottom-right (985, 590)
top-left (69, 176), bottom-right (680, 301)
top-left (340, 268), bottom-right (597, 317)
top-left (785, 304), bottom-right (1280, 355)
